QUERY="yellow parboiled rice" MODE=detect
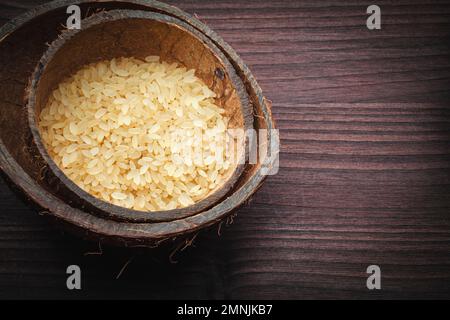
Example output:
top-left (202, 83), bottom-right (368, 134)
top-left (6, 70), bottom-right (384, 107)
top-left (38, 56), bottom-right (233, 211)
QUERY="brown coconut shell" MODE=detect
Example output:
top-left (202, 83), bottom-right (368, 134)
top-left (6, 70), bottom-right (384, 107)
top-left (26, 10), bottom-right (253, 223)
top-left (0, 0), bottom-right (277, 248)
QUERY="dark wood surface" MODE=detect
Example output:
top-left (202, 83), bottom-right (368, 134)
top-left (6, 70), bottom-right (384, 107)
top-left (1, 0), bottom-right (450, 299)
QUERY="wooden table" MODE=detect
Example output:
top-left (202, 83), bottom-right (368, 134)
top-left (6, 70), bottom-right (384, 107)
top-left (0, 0), bottom-right (449, 299)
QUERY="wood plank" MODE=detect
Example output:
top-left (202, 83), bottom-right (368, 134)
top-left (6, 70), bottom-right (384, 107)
top-left (0, 0), bottom-right (449, 299)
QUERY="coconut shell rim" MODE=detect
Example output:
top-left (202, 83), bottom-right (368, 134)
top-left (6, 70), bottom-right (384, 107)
top-left (25, 9), bottom-right (252, 223)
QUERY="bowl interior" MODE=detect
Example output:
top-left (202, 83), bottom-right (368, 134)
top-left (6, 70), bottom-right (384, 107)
top-left (27, 10), bottom-right (251, 222)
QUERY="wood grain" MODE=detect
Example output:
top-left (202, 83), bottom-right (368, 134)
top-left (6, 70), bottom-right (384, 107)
top-left (0, 0), bottom-right (449, 299)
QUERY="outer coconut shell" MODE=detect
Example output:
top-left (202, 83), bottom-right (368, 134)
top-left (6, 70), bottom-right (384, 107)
top-left (0, 0), bottom-right (277, 248)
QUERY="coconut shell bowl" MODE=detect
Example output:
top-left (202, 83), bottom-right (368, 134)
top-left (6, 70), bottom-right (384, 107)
top-left (0, 0), bottom-right (277, 248)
